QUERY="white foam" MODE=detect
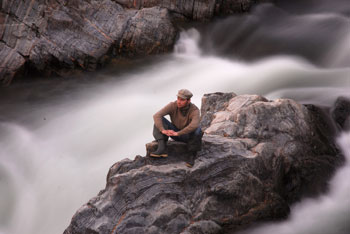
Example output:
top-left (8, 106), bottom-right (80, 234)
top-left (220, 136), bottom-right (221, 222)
top-left (0, 20), bottom-right (349, 234)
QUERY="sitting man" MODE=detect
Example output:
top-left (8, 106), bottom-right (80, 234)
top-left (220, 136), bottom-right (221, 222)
top-left (151, 89), bottom-right (203, 167)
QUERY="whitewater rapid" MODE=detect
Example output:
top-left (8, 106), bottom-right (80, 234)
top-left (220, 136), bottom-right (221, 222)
top-left (0, 2), bottom-right (349, 234)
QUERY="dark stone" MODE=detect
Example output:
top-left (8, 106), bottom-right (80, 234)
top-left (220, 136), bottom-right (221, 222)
top-left (64, 93), bottom-right (342, 234)
top-left (0, 0), bottom-right (176, 85)
top-left (332, 96), bottom-right (350, 131)
top-left (200, 92), bottom-right (237, 131)
top-left (114, 0), bottom-right (272, 20)
top-left (0, 0), bottom-right (269, 85)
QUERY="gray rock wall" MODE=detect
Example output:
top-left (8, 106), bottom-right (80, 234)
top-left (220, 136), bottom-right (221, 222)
top-left (0, 0), bottom-right (272, 85)
top-left (64, 93), bottom-right (342, 234)
top-left (114, 0), bottom-right (267, 20)
top-left (0, 0), bottom-right (177, 84)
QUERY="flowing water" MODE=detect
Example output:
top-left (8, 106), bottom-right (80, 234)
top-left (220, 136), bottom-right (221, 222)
top-left (0, 1), bottom-right (349, 234)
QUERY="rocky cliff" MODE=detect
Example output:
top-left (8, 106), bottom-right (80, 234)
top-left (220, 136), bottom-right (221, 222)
top-left (0, 0), bottom-right (176, 85)
top-left (0, 0), bottom-right (271, 85)
top-left (64, 93), bottom-right (343, 234)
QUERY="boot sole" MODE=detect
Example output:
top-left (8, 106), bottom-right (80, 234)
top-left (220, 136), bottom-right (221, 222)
top-left (150, 153), bottom-right (168, 158)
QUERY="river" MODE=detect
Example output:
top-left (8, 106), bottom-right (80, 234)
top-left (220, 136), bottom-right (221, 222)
top-left (0, 1), bottom-right (349, 234)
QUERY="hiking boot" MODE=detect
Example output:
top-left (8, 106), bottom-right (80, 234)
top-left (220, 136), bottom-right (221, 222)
top-left (185, 162), bottom-right (194, 168)
top-left (150, 140), bottom-right (168, 157)
top-left (185, 152), bottom-right (196, 168)
top-left (187, 132), bottom-right (203, 152)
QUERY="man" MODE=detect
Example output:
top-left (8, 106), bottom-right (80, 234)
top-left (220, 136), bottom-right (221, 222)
top-left (151, 89), bottom-right (203, 167)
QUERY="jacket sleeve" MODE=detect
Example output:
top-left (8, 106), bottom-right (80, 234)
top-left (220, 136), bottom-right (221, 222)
top-left (153, 102), bottom-right (173, 132)
top-left (177, 108), bottom-right (200, 136)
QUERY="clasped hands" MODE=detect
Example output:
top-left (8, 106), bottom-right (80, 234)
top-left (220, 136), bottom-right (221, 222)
top-left (161, 129), bottom-right (179, 137)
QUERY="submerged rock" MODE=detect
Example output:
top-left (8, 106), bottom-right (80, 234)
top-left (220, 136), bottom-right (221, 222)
top-left (64, 93), bottom-right (342, 234)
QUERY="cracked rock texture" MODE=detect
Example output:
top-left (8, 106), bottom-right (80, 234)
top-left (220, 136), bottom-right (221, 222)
top-left (64, 93), bottom-right (342, 234)
top-left (332, 96), bottom-right (350, 131)
top-left (115, 0), bottom-right (268, 20)
top-left (0, 0), bottom-right (176, 84)
top-left (0, 0), bottom-right (270, 85)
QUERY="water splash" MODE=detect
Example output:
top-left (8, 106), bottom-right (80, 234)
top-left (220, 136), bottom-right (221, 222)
top-left (174, 28), bottom-right (201, 57)
top-left (0, 2), bottom-right (349, 234)
top-left (0, 50), bottom-right (348, 234)
top-left (201, 3), bottom-right (350, 68)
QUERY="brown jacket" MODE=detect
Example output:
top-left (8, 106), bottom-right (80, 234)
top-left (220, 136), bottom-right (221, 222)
top-left (153, 101), bottom-right (200, 136)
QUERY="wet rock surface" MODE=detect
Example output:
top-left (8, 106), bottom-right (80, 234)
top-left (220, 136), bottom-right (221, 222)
top-left (64, 93), bottom-right (342, 234)
top-left (0, 0), bottom-right (270, 85)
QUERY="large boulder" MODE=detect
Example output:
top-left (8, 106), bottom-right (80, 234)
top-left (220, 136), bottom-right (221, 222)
top-left (64, 93), bottom-right (342, 234)
top-left (0, 0), bottom-right (270, 85)
top-left (0, 0), bottom-right (176, 85)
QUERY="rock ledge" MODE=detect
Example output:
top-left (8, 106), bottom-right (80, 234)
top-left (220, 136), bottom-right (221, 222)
top-left (64, 93), bottom-right (341, 234)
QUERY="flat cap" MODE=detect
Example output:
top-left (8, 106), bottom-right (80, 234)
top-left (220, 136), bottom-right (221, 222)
top-left (177, 89), bottom-right (193, 99)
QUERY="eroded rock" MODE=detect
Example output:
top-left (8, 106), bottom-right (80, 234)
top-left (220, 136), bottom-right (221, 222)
top-left (114, 0), bottom-right (269, 20)
top-left (332, 96), bottom-right (350, 131)
top-left (0, 0), bottom-right (176, 84)
top-left (64, 93), bottom-right (342, 234)
top-left (0, 0), bottom-right (271, 85)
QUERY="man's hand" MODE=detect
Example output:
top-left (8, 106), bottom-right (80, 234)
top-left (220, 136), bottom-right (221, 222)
top-left (168, 130), bottom-right (179, 136)
top-left (161, 130), bottom-right (179, 136)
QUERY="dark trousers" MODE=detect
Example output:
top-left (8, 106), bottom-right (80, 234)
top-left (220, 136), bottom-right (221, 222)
top-left (153, 117), bottom-right (203, 152)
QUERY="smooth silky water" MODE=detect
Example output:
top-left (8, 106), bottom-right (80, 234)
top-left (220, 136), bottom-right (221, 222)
top-left (0, 1), bottom-right (349, 233)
